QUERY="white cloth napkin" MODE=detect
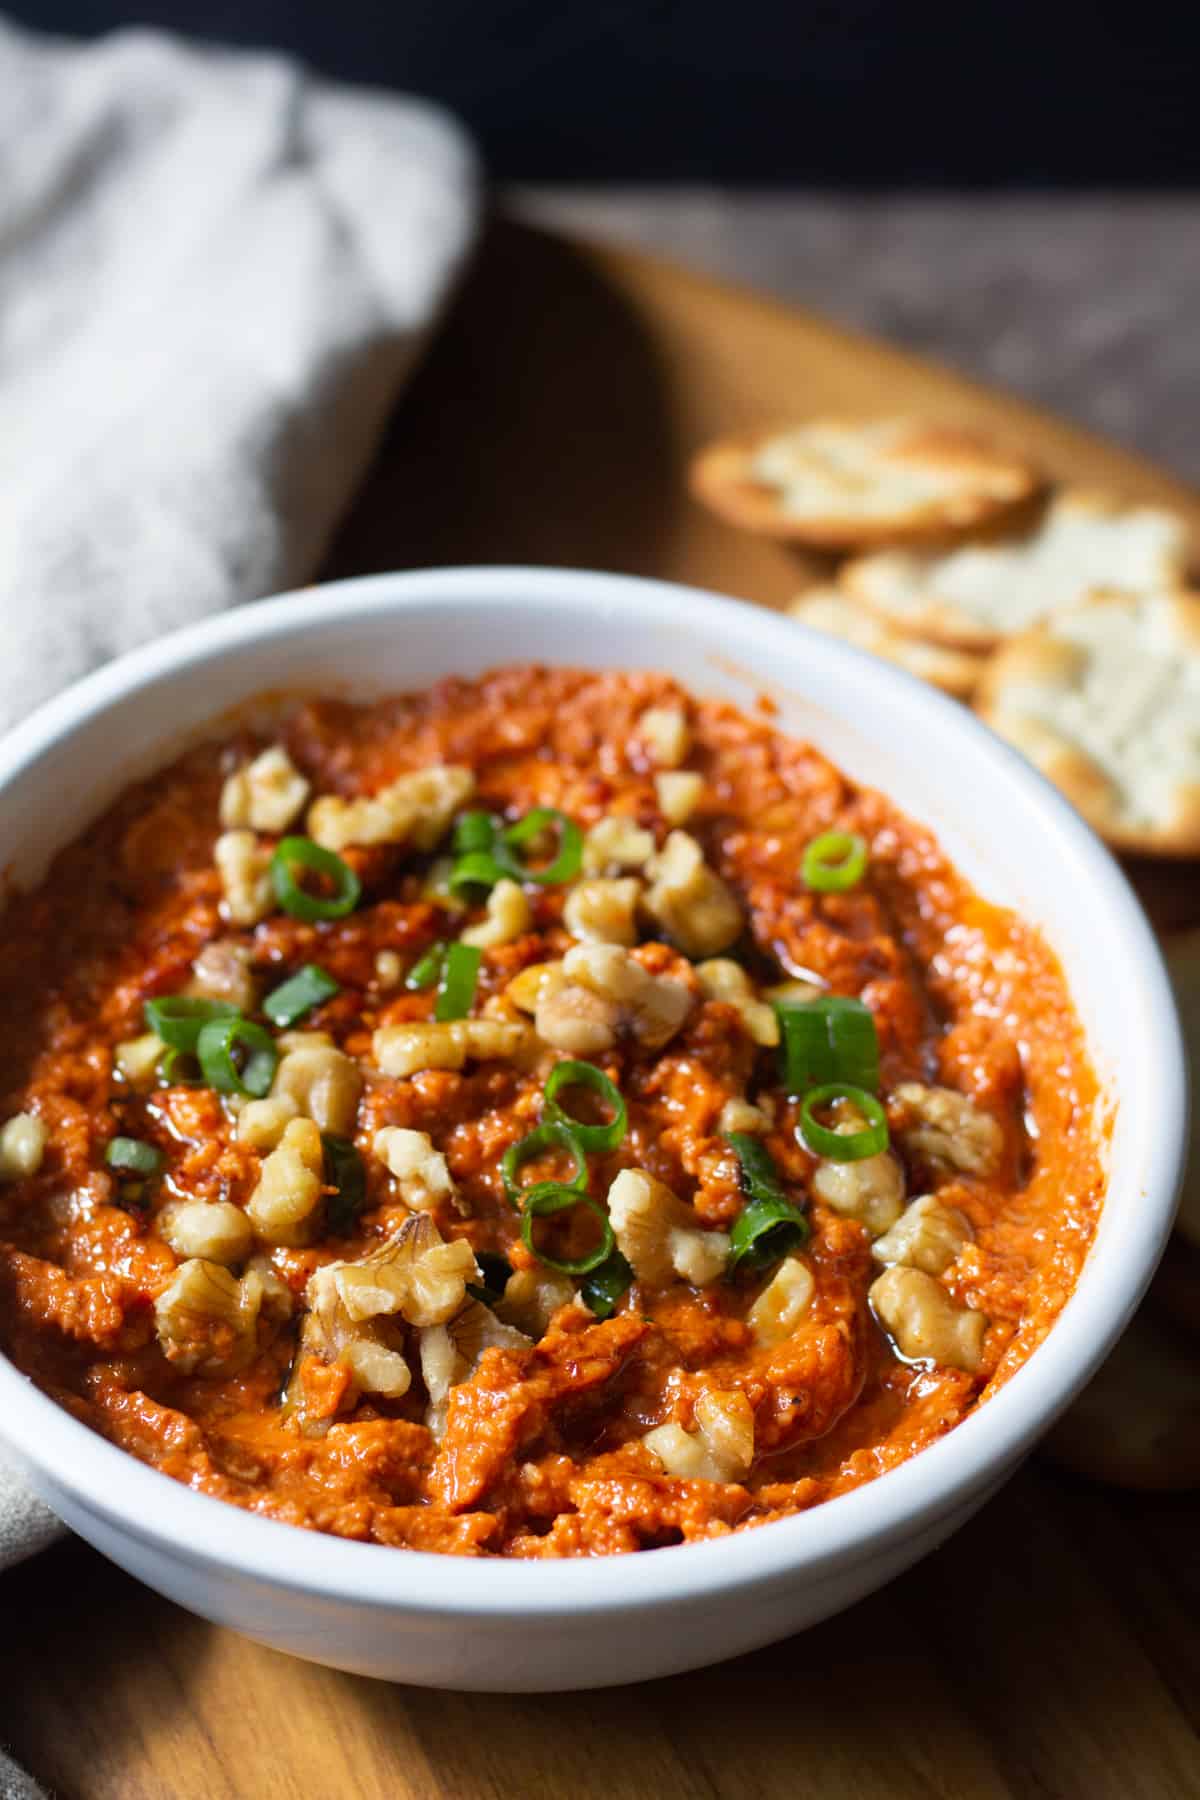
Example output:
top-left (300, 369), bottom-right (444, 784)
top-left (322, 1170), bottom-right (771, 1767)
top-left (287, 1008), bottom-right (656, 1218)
top-left (0, 16), bottom-right (477, 1760)
top-left (0, 15), bottom-right (478, 735)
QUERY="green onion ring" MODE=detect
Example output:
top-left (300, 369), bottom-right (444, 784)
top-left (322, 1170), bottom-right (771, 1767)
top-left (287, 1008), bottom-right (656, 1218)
top-left (801, 831), bottom-right (869, 893)
top-left (494, 808), bottom-right (583, 886)
top-left (774, 994), bottom-right (880, 1095)
top-left (452, 811), bottom-right (500, 854)
top-left (104, 1136), bottom-right (165, 1177)
top-left (519, 1180), bottom-right (614, 1275)
top-left (434, 941), bottom-right (482, 1022)
top-left (725, 1132), bottom-right (810, 1275)
top-left (263, 963), bottom-right (340, 1028)
top-left (501, 1121), bottom-right (588, 1207)
top-left (405, 942), bottom-right (447, 991)
top-left (143, 995), bottom-right (237, 1051)
top-left (322, 1134), bottom-right (367, 1235)
top-left (580, 1248), bottom-right (634, 1319)
top-left (797, 1083), bottom-right (889, 1162)
top-left (196, 1015), bottom-right (279, 1097)
top-left (542, 1059), bottom-right (627, 1152)
top-left (270, 836), bottom-right (361, 922)
top-left (447, 850), bottom-right (506, 893)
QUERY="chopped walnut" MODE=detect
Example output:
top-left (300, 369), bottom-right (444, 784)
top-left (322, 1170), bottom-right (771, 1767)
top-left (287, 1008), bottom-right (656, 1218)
top-left (563, 877), bottom-right (642, 947)
top-left (607, 1167), bottom-right (729, 1288)
top-left (372, 1018), bottom-right (535, 1078)
top-left (153, 1258), bottom-right (262, 1375)
top-left (295, 1264), bottom-right (412, 1416)
top-left (811, 1146), bottom-right (905, 1238)
top-left (159, 1199), bottom-right (253, 1266)
top-left (245, 1116), bottom-right (325, 1246)
top-left (496, 1265), bottom-right (579, 1337)
top-left (871, 1195), bottom-right (973, 1275)
top-left (870, 1265), bottom-right (986, 1373)
top-left (0, 1113), bottom-right (46, 1180)
top-left (190, 938), bottom-right (259, 1014)
top-left (460, 877), bottom-right (532, 949)
top-left (655, 770), bottom-right (704, 825)
top-left (893, 1083), bottom-right (1004, 1177)
top-left (373, 1126), bottom-right (457, 1213)
top-left (642, 831), bottom-right (742, 958)
top-left (244, 1254), bottom-right (295, 1321)
top-left (717, 1095), bottom-right (774, 1136)
top-left (747, 1256), bottom-right (815, 1347)
top-left (637, 705), bottom-right (691, 769)
top-left (695, 959), bottom-right (779, 1046)
top-left (271, 1042), bottom-right (362, 1138)
top-left (214, 829), bottom-right (274, 927)
top-left (420, 1301), bottom-right (531, 1438)
top-left (536, 942), bottom-right (691, 1055)
top-left (307, 764), bottom-right (475, 854)
top-left (374, 949), bottom-right (403, 989)
top-left (236, 1093), bottom-right (300, 1152)
top-left (219, 745), bottom-right (310, 835)
top-left (114, 1033), bottom-right (165, 1090)
top-left (581, 814), bottom-right (656, 876)
top-left (331, 1213), bottom-right (477, 1328)
top-left (643, 1389), bottom-right (754, 1482)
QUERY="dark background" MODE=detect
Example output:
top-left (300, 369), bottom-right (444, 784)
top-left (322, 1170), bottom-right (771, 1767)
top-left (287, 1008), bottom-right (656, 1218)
top-left (9, 0), bottom-right (1200, 183)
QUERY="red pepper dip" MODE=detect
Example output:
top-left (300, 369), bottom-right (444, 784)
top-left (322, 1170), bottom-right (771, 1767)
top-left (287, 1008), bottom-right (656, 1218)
top-left (0, 667), bottom-right (1105, 1557)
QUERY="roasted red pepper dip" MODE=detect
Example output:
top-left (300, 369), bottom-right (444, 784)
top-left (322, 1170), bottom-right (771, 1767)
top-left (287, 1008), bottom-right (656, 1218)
top-left (0, 667), bottom-right (1105, 1557)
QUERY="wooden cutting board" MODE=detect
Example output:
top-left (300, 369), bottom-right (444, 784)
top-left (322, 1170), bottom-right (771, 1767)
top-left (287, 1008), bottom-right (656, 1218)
top-left (1, 216), bottom-right (1196, 1800)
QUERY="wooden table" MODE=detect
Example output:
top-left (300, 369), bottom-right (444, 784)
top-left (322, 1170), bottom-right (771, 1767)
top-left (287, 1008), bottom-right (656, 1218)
top-left (2, 217), bottom-right (1197, 1799)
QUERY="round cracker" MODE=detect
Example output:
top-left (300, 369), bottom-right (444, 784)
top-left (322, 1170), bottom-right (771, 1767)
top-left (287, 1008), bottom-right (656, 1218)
top-left (1164, 929), bottom-right (1200, 1253)
top-left (1043, 1309), bottom-right (1200, 1492)
top-left (842, 489), bottom-right (1192, 651)
top-left (689, 418), bottom-right (1039, 549)
top-left (788, 587), bottom-right (986, 698)
top-left (976, 590), bottom-right (1200, 856)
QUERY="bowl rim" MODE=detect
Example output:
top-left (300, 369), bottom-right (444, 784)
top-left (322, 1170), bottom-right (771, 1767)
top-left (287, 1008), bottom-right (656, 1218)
top-left (0, 564), bottom-right (1185, 1618)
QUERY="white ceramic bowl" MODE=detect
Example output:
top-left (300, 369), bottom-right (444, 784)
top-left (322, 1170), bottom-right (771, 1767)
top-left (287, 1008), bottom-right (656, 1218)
top-left (0, 568), bottom-right (1185, 1691)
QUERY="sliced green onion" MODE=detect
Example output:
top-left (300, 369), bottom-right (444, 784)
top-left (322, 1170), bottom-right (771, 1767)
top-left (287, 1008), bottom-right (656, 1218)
top-left (263, 963), bottom-right (339, 1028)
top-left (405, 942), bottom-right (447, 991)
top-left (434, 941), bottom-right (482, 1022)
top-left (798, 1083), bottom-right (889, 1162)
top-left (501, 1121), bottom-right (588, 1207)
top-left (543, 1059), bottom-right (627, 1153)
top-left (322, 1133), bottom-right (367, 1235)
top-left (725, 1133), bottom-right (810, 1276)
top-left (270, 836), bottom-right (361, 922)
top-left (447, 850), bottom-right (506, 893)
top-left (802, 830), bottom-right (869, 893)
top-left (196, 1016), bottom-right (278, 1097)
top-left (775, 995), bottom-right (880, 1095)
top-left (520, 1180), bottom-right (614, 1275)
top-left (143, 995), bottom-right (237, 1052)
top-left (158, 1047), bottom-right (203, 1087)
top-left (494, 808), bottom-right (583, 886)
top-left (105, 1136), bottom-right (165, 1177)
top-left (453, 811), bottom-right (499, 854)
top-left (580, 1248), bottom-right (634, 1319)
top-left (467, 1250), bottom-right (513, 1308)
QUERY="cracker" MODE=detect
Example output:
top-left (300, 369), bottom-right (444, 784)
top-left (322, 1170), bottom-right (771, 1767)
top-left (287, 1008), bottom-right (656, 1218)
top-left (788, 587), bottom-right (986, 698)
top-left (1043, 1309), bottom-right (1200, 1492)
top-left (689, 418), bottom-right (1038, 549)
top-left (843, 489), bottom-right (1191, 650)
top-left (976, 590), bottom-right (1200, 856)
top-left (1165, 929), bottom-right (1200, 1252)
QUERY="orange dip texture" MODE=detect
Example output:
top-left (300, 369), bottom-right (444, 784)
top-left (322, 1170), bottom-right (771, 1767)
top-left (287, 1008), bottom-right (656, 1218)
top-left (0, 667), bottom-right (1105, 1556)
